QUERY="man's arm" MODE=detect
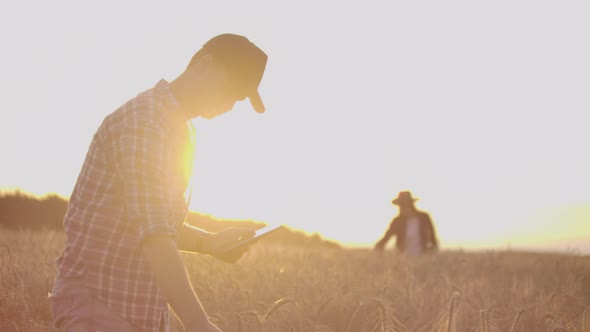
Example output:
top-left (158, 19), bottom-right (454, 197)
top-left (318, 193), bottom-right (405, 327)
top-left (177, 223), bottom-right (211, 253)
top-left (178, 223), bottom-right (256, 263)
top-left (423, 213), bottom-right (438, 249)
top-left (116, 119), bottom-right (220, 331)
top-left (140, 235), bottom-right (220, 331)
top-left (374, 219), bottom-right (397, 250)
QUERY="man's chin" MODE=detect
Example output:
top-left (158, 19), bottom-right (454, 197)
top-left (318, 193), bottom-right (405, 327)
top-left (199, 110), bottom-right (220, 120)
top-left (202, 108), bottom-right (232, 120)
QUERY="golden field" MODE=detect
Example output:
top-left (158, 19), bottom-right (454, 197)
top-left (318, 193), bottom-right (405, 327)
top-left (0, 228), bottom-right (588, 332)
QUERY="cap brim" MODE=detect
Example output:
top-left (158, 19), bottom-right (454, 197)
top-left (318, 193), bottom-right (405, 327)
top-left (249, 91), bottom-right (265, 113)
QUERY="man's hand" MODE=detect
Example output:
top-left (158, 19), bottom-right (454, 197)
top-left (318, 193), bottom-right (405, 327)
top-left (140, 235), bottom-right (215, 331)
top-left (427, 243), bottom-right (439, 253)
top-left (202, 228), bottom-right (256, 263)
top-left (373, 241), bottom-right (385, 252)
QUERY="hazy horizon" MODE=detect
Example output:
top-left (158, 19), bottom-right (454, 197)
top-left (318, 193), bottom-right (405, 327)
top-left (2, 186), bottom-right (588, 255)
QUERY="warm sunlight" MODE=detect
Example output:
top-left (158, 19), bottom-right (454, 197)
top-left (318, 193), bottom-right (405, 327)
top-left (3, 2), bottom-right (590, 332)
top-left (1, 1), bottom-right (588, 254)
top-left (185, 107), bottom-right (590, 252)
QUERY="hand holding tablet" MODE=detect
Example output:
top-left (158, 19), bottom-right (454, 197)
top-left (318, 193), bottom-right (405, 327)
top-left (221, 225), bottom-right (284, 253)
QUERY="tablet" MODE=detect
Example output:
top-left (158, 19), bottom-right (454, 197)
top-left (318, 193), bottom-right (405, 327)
top-left (222, 225), bottom-right (283, 253)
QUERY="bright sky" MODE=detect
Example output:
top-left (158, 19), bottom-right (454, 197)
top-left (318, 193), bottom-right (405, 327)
top-left (1, 1), bottom-right (589, 253)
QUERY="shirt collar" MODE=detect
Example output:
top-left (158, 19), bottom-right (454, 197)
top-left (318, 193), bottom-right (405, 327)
top-left (154, 79), bottom-right (188, 123)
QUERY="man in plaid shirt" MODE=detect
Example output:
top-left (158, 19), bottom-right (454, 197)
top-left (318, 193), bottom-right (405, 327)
top-left (50, 34), bottom-right (268, 332)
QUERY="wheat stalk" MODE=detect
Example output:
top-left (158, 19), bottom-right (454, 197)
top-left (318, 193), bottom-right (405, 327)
top-left (480, 309), bottom-right (488, 332)
top-left (234, 312), bottom-right (244, 332)
top-left (234, 311), bottom-right (261, 332)
top-left (262, 297), bottom-right (296, 322)
top-left (345, 302), bottom-right (363, 332)
top-left (1, 242), bottom-right (12, 267)
top-left (544, 313), bottom-right (559, 331)
top-left (446, 291), bottom-right (461, 332)
top-left (345, 298), bottom-right (403, 332)
top-left (369, 298), bottom-right (390, 332)
top-left (508, 307), bottom-right (527, 332)
top-left (583, 307), bottom-right (589, 332)
top-left (481, 304), bottom-right (495, 332)
top-left (316, 297), bottom-right (333, 315)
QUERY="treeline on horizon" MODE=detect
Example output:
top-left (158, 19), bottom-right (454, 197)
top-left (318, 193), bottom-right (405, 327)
top-left (0, 190), bottom-right (339, 248)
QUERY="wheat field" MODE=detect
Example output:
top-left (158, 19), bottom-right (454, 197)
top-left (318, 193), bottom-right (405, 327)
top-left (0, 228), bottom-right (588, 332)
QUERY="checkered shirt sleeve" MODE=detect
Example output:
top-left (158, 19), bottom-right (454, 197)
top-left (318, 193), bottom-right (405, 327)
top-left (116, 119), bottom-right (181, 240)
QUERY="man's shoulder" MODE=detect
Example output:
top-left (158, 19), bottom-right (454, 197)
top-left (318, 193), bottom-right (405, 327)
top-left (104, 87), bottom-right (165, 129)
top-left (417, 211), bottom-right (432, 221)
top-left (391, 215), bottom-right (404, 224)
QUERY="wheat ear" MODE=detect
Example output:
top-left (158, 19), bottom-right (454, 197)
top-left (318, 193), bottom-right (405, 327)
top-left (446, 291), bottom-right (461, 332)
top-left (508, 307), bottom-right (527, 332)
top-left (262, 297), bottom-right (296, 321)
top-left (480, 309), bottom-right (488, 332)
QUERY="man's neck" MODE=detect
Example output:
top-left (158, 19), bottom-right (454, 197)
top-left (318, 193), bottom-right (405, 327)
top-left (401, 209), bottom-right (418, 217)
top-left (169, 77), bottom-right (201, 120)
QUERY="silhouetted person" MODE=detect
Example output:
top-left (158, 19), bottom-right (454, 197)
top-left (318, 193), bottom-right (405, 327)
top-left (50, 34), bottom-right (268, 332)
top-left (374, 191), bottom-right (438, 256)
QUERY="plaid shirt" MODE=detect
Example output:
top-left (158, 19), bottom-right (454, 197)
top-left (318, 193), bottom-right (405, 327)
top-left (56, 80), bottom-right (195, 331)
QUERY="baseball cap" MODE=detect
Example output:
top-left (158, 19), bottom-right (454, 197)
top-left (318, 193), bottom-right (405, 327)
top-left (197, 33), bottom-right (268, 113)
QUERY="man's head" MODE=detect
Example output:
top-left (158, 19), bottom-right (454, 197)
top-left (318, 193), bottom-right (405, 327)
top-left (172, 33), bottom-right (268, 119)
top-left (392, 191), bottom-right (418, 213)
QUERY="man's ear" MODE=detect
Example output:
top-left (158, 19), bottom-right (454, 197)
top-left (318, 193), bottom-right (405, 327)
top-left (184, 54), bottom-right (222, 87)
top-left (189, 53), bottom-right (214, 71)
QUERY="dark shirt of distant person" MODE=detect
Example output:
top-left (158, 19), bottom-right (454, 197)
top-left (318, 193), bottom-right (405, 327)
top-left (374, 191), bottom-right (439, 256)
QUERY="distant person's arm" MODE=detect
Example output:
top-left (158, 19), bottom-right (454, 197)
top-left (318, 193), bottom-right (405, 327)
top-left (178, 223), bottom-right (255, 263)
top-left (375, 219), bottom-right (397, 250)
top-left (140, 235), bottom-right (221, 331)
top-left (424, 214), bottom-right (438, 250)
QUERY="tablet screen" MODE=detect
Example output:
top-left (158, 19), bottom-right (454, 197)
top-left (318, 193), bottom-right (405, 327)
top-left (222, 225), bottom-right (283, 252)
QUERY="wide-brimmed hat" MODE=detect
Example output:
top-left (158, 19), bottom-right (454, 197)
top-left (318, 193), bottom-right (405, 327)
top-left (392, 191), bottom-right (419, 205)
